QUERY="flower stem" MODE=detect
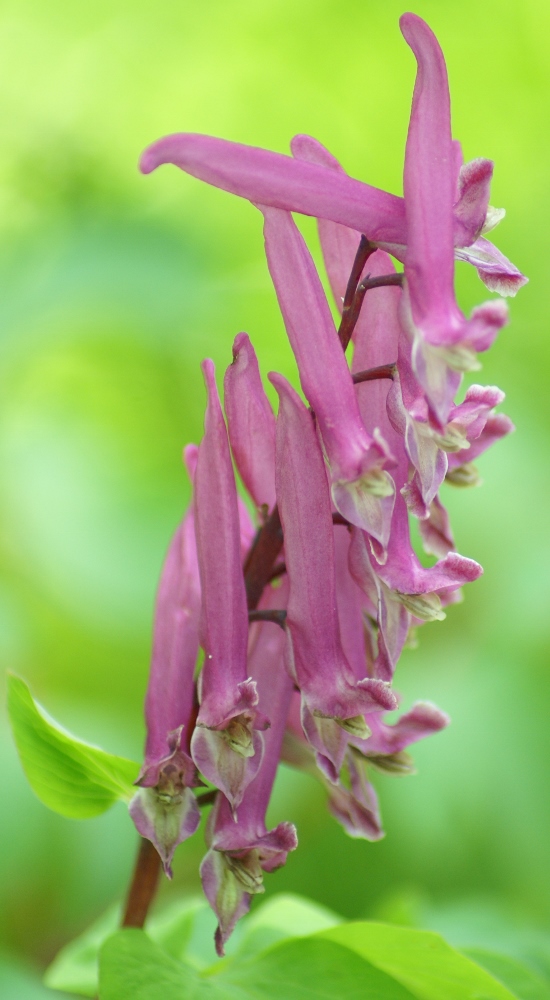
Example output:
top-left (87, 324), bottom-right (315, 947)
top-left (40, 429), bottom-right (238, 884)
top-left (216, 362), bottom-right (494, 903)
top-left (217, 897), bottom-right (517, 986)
top-left (121, 837), bottom-right (162, 928)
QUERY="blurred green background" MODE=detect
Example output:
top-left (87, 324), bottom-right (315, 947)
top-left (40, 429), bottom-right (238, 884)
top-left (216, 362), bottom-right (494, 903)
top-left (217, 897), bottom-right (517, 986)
top-left (0, 0), bottom-right (548, 992)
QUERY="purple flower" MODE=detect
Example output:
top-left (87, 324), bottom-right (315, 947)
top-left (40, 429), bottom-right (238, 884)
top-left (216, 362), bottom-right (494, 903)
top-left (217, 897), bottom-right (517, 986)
top-left (201, 581), bottom-right (297, 955)
top-left (262, 207), bottom-right (396, 551)
top-left (139, 132), bottom-right (525, 300)
top-left (271, 372), bottom-right (397, 781)
top-left (224, 332), bottom-right (276, 514)
top-left (400, 12), bottom-right (510, 426)
top-left (129, 448), bottom-right (202, 877)
top-left (190, 360), bottom-right (268, 813)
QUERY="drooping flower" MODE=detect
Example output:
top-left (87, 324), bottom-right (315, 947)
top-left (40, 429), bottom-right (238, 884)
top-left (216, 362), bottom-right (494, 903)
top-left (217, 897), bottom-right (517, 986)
top-left (190, 360), bottom-right (268, 813)
top-left (139, 130), bottom-right (525, 299)
top-left (201, 580), bottom-right (297, 955)
top-left (262, 207), bottom-right (396, 552)
top-left (129, 447), bottom-right (202, 877)
top-left (271, 371), bottom-right (397, 781)
top-left (399, 12), bottom-right (509, 426)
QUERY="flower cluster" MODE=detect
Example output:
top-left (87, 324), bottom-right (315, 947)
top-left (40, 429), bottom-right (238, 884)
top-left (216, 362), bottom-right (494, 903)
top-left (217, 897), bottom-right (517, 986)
top-left (130, 13), bottom-right (524, 954)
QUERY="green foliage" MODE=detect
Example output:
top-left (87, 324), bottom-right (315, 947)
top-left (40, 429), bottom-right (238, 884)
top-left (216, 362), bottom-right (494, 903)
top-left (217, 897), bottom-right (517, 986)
top-left (322, 922), bottom-right (517, 999)
top-left (464, 949), bottom-right (550, 1000)
top-left (45, 892), bottom-right (341, 995)
top-left (97, 918), bottom-right (523, 1000)
top-left (7, 675), bottom-right (139, 819)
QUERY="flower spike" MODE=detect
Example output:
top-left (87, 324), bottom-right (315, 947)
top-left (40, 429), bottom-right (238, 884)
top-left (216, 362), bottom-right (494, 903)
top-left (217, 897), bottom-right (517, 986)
top-left (191, 360), bottom-right (267, 813)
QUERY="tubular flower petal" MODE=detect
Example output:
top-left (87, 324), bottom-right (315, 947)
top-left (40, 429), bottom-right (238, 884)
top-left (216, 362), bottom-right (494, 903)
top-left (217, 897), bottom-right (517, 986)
top-left (262, 207), bottom-right (395, 549)
top-left (140, 132), bottom-right (405, 244)
top-left (129, 449), bottom-right (202, 874)
top-left (190, 360), bottom-right (267, 812)
top-left (224, 332), bottom-right (277, 514)
top-left (201, 581), bottom-right (297, 956)
top-left (400, 13), bottom-right (509, 425)
top-left (271, 372), bottom-right (397, 780)
top-left (140, 132), bottom-right (526, 297)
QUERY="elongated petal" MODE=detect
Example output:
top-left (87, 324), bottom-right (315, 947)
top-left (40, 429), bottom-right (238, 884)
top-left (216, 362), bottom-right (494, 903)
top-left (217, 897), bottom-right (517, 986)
top-left (271, 373), bottom-right (396, 777)
top-left (141, 513), bottom-right (201, 781)
top-left (224, 332), bottom-right (276, 512)
top-left (401, 13), bottom-right (463, 346)
top-left (400, 14), bottom-right (510, 425)
top-left (334, 526), bottom-right (368, 681)
top-left (262, 207), bottom-right (395, 547)
top-left (140, 132), bottom-right (405, 244)
top-left (191, 359), bottom-right (264, 809)
top-left (290, 134), bottom-right (366, 319)
top-left (456, 236), bottom-right (528, 297)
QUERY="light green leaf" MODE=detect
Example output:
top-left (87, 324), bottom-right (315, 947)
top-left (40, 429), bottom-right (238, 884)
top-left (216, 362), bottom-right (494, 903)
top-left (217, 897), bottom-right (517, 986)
top-left (232, 892), bottom-right (342, 960)
top-left (44, 897), bottom-right (210, 995)
top-left (44, 905), bottom-right (120, 997)
top-left (464, 948), bottom-right (550, 1000)
top-left (99, 931), bottom-right (211, 1000)
top-left (99, 928), bottom-right (419, 1000)
top-left (7, 674), bottom-right (139, 819)
top-left (219, 936), bottom-right (418, 999)
top-left (321, 922), bottom-right (519, 1000)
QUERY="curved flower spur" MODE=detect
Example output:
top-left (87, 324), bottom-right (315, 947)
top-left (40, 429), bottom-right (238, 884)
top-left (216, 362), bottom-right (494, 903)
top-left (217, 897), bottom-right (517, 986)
top-left (130, 11), bottom-right (524, 951)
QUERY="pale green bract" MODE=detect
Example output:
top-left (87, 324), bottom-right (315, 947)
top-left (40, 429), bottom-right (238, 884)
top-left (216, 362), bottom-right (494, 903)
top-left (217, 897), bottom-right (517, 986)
top-left (7, 674), bottom-right (139, 819)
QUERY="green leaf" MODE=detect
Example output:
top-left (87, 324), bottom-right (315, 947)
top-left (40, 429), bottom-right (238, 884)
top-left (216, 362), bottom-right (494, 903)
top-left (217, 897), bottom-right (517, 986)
top-left (464, 948), bottom-right (550, 1000)
top-left (321, 922), bottom-right (519, 1000)
top-left (44, 905), bottom-right (120, 997)
top-left (99, 928), bottom-right (419, 1000)
top-left (232, 892), bottom-right (342, 960)
top-left (7, 674), bottom-right (139, 819)
top-left (44, 897), bottom-right (211, 995)
top-left (99, 931), bottom-right (210, 1000)
top-left (220, 936), bottom-right (419, 999)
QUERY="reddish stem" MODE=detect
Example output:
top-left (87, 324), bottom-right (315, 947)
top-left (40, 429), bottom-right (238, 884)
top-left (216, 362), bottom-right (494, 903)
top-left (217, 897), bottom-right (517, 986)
top-left (121, 838), bottom-right (162, 928)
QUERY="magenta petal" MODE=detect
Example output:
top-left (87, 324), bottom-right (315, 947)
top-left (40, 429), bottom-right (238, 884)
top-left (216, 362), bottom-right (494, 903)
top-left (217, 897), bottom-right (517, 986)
top-left (456, 236), bottom-right (528, 297)
top-left (447, 411), bottom-right (514, 476)
top-left (200, 847), bottom-right (252, 957)
top-left (327, 755), bottom-right (384, 841)
top-left (362, 701), bottom-right (450, 756)
top-left (140, 132), bottom-right (405, 244)
top-left (453, 158), bottom-right (494, 246)
top-left (290, 133), bottom-right (365, 319)
top-left (262, 207), bottom-right (395, 547)
top-left (141, 511), bottom-right (201, 774)
top-left (194, 359), bottom-right (253, 723)
top-left (418, 496), bottom-right (455, 558)
top-left (192, 359), bottom-right (264, 808)
top-left (129, 785), bottom-right (200, 879)
top-left (224, 332), bottom-right (276, 512)
top-left (271, 373), bottom-right (396, 772)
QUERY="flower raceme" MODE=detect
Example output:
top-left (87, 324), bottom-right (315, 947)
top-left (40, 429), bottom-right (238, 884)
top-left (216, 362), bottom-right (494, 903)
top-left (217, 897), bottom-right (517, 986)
top-left (133, 12), bottom-right (523, 952)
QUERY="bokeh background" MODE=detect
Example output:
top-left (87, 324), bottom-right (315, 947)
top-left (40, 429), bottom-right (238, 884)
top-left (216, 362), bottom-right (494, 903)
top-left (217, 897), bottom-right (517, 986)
top-left (0, 0), bottom-right (548, 993)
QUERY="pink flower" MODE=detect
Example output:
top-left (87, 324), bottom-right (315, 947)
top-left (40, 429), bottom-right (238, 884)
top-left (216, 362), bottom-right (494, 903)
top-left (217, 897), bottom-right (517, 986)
top-left (190, 360), bottom-right (268, 814)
